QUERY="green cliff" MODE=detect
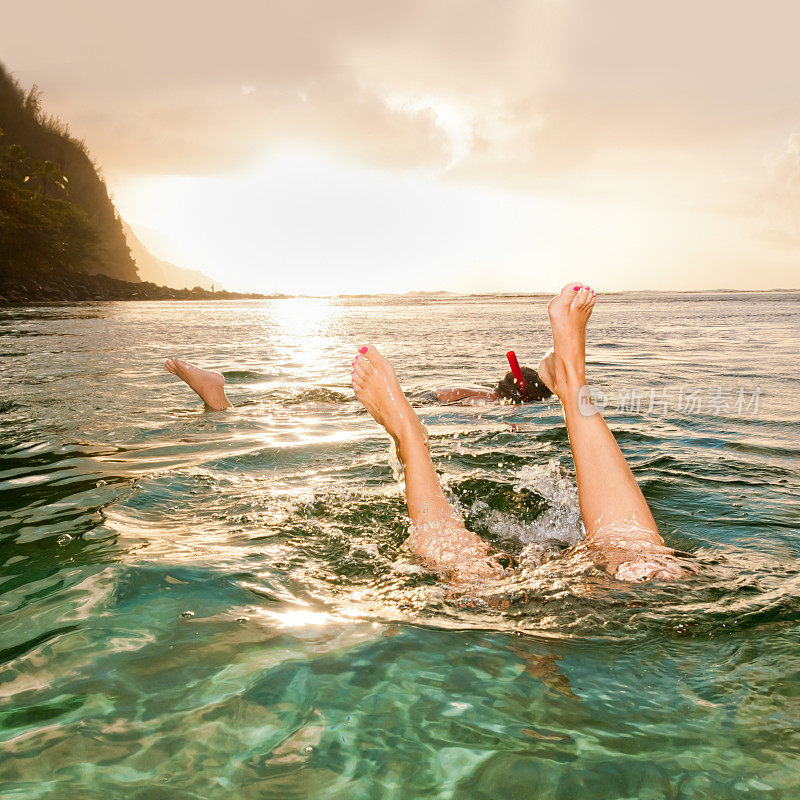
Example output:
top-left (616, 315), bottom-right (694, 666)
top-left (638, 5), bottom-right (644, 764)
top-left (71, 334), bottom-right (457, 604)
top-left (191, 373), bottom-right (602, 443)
top-left (0, 63), bottom-right (138, 282)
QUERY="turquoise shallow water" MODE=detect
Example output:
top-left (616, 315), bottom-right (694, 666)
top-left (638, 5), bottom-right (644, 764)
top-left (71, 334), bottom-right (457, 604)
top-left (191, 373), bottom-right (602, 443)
top-left (1, 293), bottom-right (799, 799)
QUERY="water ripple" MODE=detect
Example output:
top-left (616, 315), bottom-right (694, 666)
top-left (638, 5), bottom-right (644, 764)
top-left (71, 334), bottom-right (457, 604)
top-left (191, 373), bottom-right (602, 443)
top-left (1, 295), bottom-right (799, 797)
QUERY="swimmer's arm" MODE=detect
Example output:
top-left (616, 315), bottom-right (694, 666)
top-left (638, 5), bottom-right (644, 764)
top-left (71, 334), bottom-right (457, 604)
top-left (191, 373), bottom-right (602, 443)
top-left (434, 387), bottom-right (498, 404)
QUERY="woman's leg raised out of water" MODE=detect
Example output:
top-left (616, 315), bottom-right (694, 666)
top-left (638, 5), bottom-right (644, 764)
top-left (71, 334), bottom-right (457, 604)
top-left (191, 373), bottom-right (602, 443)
top-left (164, 358), bottom-right (232, 411)
top-left (351, 346), bottom-right (505, 582)
top-left (537, 284), bottom-right (682, 580)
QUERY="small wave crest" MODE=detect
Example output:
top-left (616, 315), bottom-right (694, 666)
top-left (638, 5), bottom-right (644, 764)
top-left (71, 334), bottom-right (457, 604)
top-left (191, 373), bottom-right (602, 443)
top-left (220, 369), bottom-right (269, 381)
top-left (278, 388), bottom-right (352, 405)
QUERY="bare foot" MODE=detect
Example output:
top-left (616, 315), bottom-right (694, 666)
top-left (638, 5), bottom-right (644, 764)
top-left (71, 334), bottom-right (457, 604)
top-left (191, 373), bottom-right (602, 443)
top-left (350, 346), bottom-right (425, 449)
top-left (537, 348), bottom-right (557, 395)
top-left (164, 358), bottom-right (232, 410)
top-left (545, 282), bottom-right (596, 396)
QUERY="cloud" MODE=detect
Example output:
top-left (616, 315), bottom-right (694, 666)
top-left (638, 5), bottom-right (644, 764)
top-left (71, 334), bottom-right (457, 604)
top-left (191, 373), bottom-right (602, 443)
top-left (3, 0), bottom-right (800, 282)
top-left (66, 75), bottom-right (452, 175)
top-left (4, 0), bottom-right (798, 186)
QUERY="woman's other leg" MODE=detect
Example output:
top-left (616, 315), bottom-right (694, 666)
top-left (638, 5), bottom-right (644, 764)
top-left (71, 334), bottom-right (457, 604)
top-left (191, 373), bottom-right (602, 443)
top-left (351, 346), bottom-right (504, 581)
top-left (537, 285), bottom-right (681, 580)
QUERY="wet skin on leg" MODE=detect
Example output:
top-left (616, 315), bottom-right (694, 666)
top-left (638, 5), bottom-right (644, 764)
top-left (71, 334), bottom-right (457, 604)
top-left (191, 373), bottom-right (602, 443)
top-left (538, 284), bottom-right (683, 580)
top-left (351, 346), bottom-right (506, 582)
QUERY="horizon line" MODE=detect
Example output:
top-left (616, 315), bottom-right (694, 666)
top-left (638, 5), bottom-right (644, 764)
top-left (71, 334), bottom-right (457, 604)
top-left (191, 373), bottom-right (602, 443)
top-left (229, 287), bottom-right (800, 299)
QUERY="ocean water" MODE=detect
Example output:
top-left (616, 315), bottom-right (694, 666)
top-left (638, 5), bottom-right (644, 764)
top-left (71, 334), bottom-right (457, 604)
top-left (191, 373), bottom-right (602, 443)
top-left (1, 293), bottom-right (799, 799)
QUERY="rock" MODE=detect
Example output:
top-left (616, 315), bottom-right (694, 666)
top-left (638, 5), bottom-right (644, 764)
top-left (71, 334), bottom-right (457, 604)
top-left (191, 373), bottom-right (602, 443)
top-left (0, 266), bottom-right (271, 304)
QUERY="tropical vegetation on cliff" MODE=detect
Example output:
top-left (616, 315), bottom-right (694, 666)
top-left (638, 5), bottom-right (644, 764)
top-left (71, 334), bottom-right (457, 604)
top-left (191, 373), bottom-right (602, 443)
top-left (0, 64), bottom-right (138, 286)
top-left (0, 133), bottom-right (101, 277)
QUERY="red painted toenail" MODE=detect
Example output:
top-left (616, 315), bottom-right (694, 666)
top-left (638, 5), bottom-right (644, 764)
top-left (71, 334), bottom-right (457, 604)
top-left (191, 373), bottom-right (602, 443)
top-left (573, 285), bottom-right (580, 290)
top-left (359, 346), bottom-right (368, 354)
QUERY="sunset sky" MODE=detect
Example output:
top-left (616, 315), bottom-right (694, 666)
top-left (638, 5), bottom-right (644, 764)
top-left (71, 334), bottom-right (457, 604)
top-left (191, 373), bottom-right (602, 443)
top-left (3, 0), bottom-right (799, 293)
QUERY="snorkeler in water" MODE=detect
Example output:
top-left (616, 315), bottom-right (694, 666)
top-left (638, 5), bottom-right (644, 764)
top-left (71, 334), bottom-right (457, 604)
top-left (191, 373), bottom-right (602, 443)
top-left (164, 352), bottom-right (551, 409)
top-left (351, 283), bottom-right (684, 583)
top-left (419, 360), bottom-right (553, 406)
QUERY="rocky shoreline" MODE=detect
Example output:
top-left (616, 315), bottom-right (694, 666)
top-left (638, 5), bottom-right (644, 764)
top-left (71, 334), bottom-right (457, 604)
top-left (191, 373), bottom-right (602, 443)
top-left (0, 269), bottom-right (276, 303)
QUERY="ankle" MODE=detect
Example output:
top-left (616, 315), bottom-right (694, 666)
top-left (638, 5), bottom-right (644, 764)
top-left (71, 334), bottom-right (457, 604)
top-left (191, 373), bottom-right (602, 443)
top-left (555, 373), bottom-right (588, 406)
top-left (393, 416), bottom-right (428, 458)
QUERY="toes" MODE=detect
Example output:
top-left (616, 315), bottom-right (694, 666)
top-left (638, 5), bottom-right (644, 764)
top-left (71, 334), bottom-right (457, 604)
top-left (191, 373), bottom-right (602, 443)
top-left (164, 359), bottom-right (177, 374)
top-left (352, 358), bottom-right (369, 380)
top-left (559, 282), bottom-right (583, 298)
top-left (358, 344), bottom-right (385, 366)
top-left (551, 283), bottom-right (582, 312)
top-left (355, 353), bottom-right (373, 373)
top-left (570, 285), bottom-right (589, 310)
top-left (580, 286), bottom-right (595, 308)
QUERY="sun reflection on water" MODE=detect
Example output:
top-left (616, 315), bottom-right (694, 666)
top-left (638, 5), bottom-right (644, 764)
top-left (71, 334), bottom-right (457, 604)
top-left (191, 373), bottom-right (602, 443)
top-left (268, 297), bottom-right (345, 382)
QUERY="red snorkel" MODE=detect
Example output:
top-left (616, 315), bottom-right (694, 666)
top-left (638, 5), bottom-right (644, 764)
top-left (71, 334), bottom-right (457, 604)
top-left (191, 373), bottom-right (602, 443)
top-left (506, 350), bottom-right (528, 401)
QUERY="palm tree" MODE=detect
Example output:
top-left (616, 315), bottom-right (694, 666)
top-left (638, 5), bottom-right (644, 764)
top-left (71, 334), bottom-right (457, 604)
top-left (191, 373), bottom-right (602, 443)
top-left (24, 160), bottom-right (68, 202)
top-left (1, 143), bottom-right (30, 184)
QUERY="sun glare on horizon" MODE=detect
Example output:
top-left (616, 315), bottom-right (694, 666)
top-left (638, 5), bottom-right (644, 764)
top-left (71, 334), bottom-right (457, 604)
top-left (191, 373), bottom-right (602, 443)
top-left (113, 149), bottom-right (565, 295)
top-left (112, 148), bottom-right (767, 296)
